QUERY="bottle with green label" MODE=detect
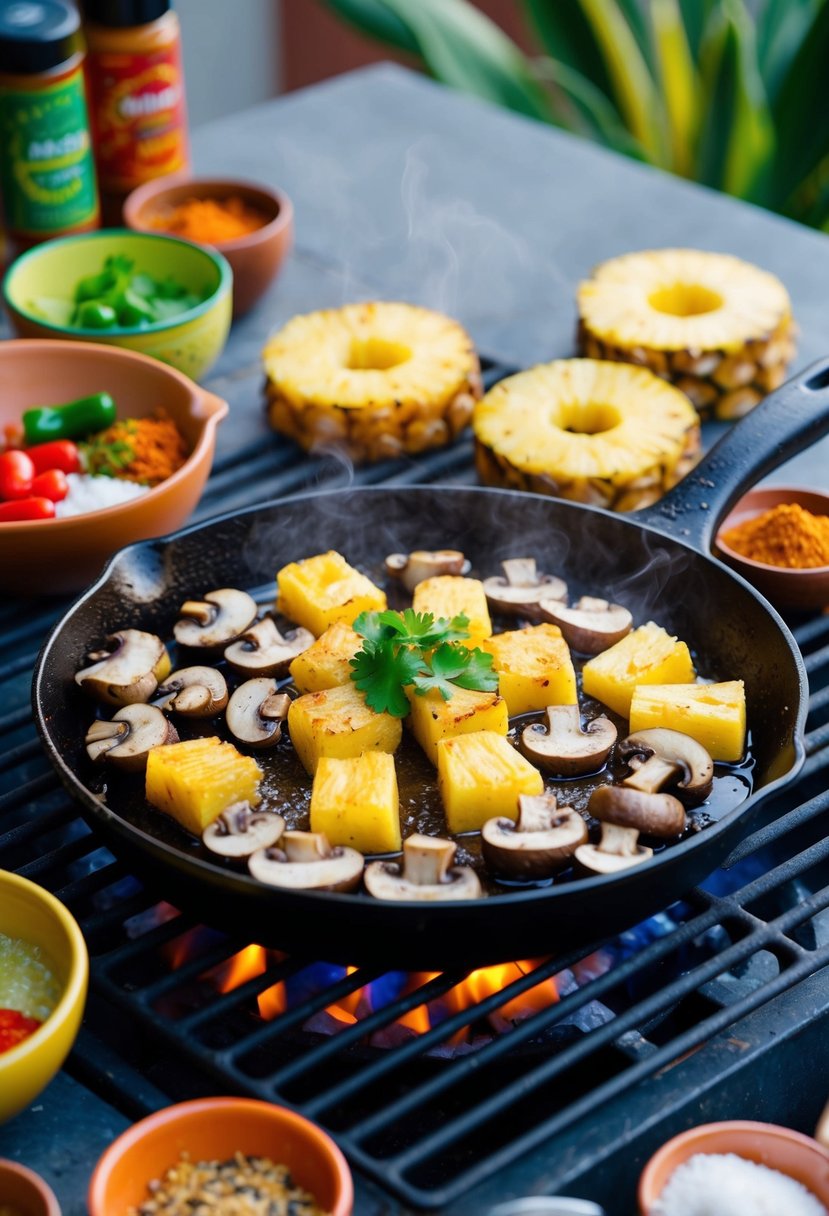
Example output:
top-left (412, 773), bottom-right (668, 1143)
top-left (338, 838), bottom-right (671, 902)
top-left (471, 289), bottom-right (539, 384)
top-left (0, 0), bottom-right (100, 253)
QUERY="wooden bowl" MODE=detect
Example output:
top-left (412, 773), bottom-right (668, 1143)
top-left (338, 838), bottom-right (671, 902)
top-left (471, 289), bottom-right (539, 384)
top-left (715, 485), bottom-right (829, 611)
top-left (638, 1120), bottom-right (829, 1213)
top-left (123, 176), bottom-right (294, 318)
top-left (88, 1097), bottom-right (353, 1216)
top-left (0, 339), bottom-right (227, 596)
top-left (0, 1159), bottom-right (61, 1214)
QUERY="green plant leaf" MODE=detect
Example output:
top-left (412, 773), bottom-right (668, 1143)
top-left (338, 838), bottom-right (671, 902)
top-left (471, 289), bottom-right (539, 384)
top-left (349, 640), bottom-right (425, 717)
top-left (411, 643), bottom-right (497, 700)
top-left (756, 0), bottom-right (821, 101)
top-left (769, 0), bottom-right (829, 209)
top-left (535, 56), bottom-right (647, 158)
top-left (676, 0), bottom-right (717, 57)
top-left (650, 0), bottom-right (699, 175)
top-left (318, 0), bottom-right (421, 55)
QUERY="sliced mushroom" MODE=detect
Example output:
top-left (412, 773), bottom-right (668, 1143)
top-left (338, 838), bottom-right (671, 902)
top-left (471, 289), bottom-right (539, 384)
top-left (173, 588), bottom-right (258, 650)
top-left (619, 728), bottom-right (714, 805)
top-left (224, 616), bottom-right (314, 677)
top-left (577, 779), bottom-right (686, 875)
top-left (483, 558), bottom-right (567, 618)
top-left (384, 549), bottom-right (470, 592)
top-left (203, 802), bottom-right (285, 858)
top-left (76, 629), bottom-right (170, 706)
top-left (85, 703), bottom-right (178, 771)
top-left (154, 666), bottom-right (228, 717)
top-left (364, 834), bottom-right (482, 901)
top-left (520, 704), bottom-right (617, 776)
top-left (248, 831), bottom-right (364, 891)
top-left (482, 793), bottom-right (588, 879)
top-left (226, 679), bottom-right (291, 749)
top-left (539, 596), bottom-right (633, 654)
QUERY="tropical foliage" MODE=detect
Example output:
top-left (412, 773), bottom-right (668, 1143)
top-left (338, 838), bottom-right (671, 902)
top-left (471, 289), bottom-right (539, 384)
top-left (322, 0), bottom-right (829, 229)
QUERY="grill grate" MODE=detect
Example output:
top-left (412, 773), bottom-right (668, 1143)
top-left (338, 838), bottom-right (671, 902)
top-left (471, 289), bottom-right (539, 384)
top-left (2, 356), bottom-right (829, 1210)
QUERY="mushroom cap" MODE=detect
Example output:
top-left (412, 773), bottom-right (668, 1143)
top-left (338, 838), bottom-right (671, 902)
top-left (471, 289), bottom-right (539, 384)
top-left (76, 629), bottom-right (170, 706)
top-left (539, 596), bottom-right (633, 655)
top-left (483, 558), bottom-right (567, 617)
top-left (620, 728), bottom-right (714, 803)
top-left (226, 678), bottom-right (291, 749)
top-left (224, 617), bottom-right (314, 677)
top-left (174, 588), bottom-right (258, 650)
top-left (384, 549), bottom-right (470, 592)
top-left (520, 704), bottom-right (617, 776)
top-left (574, 840), bottom-right (654, 875)
top-left (589, 784), bottom-right (687, 838)
top-left (248, 831), bottom-right (364, 892)
top-left (85, 702), bottom-right (178, 771)
top-left (203, 804), bottom-right (285, 858)
top-left (364, 834), bottom-right (483, 901)
top-left (155, 666), bottom-right (228, 717)
top-left (482, 794), bottom-right (588, 879)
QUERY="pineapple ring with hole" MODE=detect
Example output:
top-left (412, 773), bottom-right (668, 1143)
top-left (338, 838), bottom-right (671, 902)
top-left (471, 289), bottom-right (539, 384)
top-left (577, 249), bottom-right (796, 421)
top-left (472, 358), bottom-right (701, 513)
top-left (262, 301), bottom-right (482, 462)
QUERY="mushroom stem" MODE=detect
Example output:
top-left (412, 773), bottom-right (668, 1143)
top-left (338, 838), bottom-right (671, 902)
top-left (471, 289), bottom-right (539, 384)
top-left (261, 691), bottom-right (292, 720)
top-left (516, 792), bottom-right (563, 834)
top-left (282, 831), bottom-right (333, 864)
top-left (623, 754), bottom-right (682, 794)
top-left (598, 821), bottom-right (641, 857)
top-left (179, 599), bottom-right (215, 624)
top-left (501, 557), bottom-right (540, 587)
top-left (403, 835), bottom-right (456, 886)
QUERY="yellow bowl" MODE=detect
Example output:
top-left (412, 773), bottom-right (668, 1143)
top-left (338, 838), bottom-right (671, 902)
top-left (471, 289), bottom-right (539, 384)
top-left (0, 871), bottom-right (88, 1124)
top-left (2, 229), bottom-right (232, 382)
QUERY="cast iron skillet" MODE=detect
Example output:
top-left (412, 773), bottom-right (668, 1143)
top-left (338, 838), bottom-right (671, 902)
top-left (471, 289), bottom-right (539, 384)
top-left (34, 359), bottom-right (829, 969)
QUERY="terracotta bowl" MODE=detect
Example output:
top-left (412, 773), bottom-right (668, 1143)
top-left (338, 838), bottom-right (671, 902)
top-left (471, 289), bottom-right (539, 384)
top-left (123, 175), bottom-right (294, 317)
top-left (638, 1120), bottom-right (829, 1213)
top-left (0, 1159), bottom-right (61, 1215)
top-left (0, 872), bottom-right (88, 1125)
top-left (715, 485), bottom-right (829, 612)
top-left (88, 1097), bottom-right (353, 1216)
top-left (0, 339), bottom-right (227, 596)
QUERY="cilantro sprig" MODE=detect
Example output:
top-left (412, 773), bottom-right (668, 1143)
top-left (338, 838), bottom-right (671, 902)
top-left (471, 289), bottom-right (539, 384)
top-left (349, 609), bottom-right (497, 717)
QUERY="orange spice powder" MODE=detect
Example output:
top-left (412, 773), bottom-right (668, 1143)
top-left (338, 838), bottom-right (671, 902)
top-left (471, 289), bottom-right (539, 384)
top-left (151, 196), bottom-right (267, 243)
top-left (84, 414), bottom-right (189, 486)
top-left (721, 502), bottom-right (829, 569)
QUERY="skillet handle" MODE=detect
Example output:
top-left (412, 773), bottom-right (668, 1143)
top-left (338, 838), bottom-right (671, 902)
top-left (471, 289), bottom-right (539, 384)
top-left (633, 356), bottom-right (829, 553)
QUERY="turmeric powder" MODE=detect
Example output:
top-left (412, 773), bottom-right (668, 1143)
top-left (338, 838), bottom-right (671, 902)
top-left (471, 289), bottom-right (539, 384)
top-left (82, 414), bottom-right (188, 486)
top-left (151, 196), bottom-right (267, 244)
top-left (721, 502), bottom-right (829, 568)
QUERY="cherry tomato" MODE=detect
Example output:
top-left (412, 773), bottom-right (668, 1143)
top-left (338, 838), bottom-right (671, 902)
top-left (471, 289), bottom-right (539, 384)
top-left (0, 450), bottom-right (35, 500)
top-left (0, 496), bottom-right (55, 522)
top-left (0, 1008), bottom-right (41, 1054)
top-left (31, 469), bottom-right (69, 502)
top-left (26, 440), bottom-right (81, 476)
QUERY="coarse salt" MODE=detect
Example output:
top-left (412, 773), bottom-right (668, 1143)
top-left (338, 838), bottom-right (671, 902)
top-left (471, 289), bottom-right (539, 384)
top-left (55, 473), bottom-right (150, 518)
top-left (653, 1151), bottom-right (827, 1216)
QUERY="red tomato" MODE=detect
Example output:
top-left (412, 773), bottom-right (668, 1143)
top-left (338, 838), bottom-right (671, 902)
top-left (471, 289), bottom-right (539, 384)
top-left (0, 1008), bottom-right (41, 1053)
top-left (26, 440), bottom-right (81, 476)
top-left (0, 450), bottom-right (35, 500)
top-left (0, 496), bottom-right (55, 522)
top-left (31, 469), bottom-right (69, 502)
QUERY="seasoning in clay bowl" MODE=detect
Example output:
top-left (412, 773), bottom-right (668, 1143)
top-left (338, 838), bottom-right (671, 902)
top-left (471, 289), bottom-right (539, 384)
top-left (149, 196), bottom-right (269, 244)
top-left (720, 501), bottom-right (829, 569)
top-left (129, 1150), bottom-right (331, 1215)
top-left (651, 1152), bottom-right (826, 1216)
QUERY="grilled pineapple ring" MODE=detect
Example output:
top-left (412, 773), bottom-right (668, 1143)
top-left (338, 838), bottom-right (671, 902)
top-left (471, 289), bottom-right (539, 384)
top-left (263, 302), bottom-right (482, 462)
top-left (473, 359), bottom-right (701, 513)
top-left (578, 249), bottom-right (795, 420)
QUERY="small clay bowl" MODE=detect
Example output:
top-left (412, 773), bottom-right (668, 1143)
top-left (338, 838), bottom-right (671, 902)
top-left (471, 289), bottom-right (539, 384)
top-left (0, 1159), bottom-right (61, 1215)
top-left (123, 175), bottom-right (294, 318)
top-left (88, 1097), bottom-right (353, 1216)
top-left (638, 1119), bottom-right (829, 1213)
top-left (715, 485), bottom-right (829, 611)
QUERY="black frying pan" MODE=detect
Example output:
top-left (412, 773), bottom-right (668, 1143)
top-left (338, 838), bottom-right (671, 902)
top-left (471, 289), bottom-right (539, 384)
top-left (33, 359), bottom-right (829, 969)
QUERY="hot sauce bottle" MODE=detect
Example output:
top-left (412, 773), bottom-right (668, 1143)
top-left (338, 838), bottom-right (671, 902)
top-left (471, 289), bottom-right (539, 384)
top-left (81, 0), bottom-right (189, 210)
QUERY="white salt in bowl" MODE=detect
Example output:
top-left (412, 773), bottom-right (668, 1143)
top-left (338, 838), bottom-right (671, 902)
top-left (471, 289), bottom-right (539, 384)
top-left (638, 1121), bottom-right (829, 1214)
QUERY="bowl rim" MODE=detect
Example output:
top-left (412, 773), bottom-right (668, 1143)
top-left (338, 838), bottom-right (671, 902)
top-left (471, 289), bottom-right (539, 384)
top-left (123, 174), bottom-right (295, 251)
top-left (2, 228), bottom-right (233, 337)
top-left (0, 1158), bottom-right (62, 1215)
top-left (0, 338), bottom-right (228, 535)
top-left (0, 869), bottom-right (88, 1072)
top-left (715, 484), bottom-right (829, 576)
top-left (87, 1095), bottom-right (354, 1216)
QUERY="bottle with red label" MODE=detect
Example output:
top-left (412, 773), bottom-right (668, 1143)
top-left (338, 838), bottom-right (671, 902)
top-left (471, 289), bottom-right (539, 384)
top-left (81, 0), bottom-right (189, 208)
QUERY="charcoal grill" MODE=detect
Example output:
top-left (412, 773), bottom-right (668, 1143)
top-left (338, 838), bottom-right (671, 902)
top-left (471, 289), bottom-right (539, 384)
top-left (2, 355), bottom-right (829, 1214)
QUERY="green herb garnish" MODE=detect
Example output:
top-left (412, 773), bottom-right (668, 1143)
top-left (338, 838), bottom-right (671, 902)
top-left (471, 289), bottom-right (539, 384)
top-left (349, 609), bottom-right (498, 717)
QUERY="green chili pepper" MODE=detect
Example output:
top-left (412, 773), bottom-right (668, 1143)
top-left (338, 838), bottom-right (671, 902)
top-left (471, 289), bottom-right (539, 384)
top-left (75, 301), bottom-right (118, 329)
top-left (22, 392), bottom-right (117, 444)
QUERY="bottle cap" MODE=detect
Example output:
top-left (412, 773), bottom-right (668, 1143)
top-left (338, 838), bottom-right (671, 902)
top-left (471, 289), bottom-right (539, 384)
top-left (0, 0), bottom-right (83, 75)
top-left (80, 0), bottom-right (171, 27)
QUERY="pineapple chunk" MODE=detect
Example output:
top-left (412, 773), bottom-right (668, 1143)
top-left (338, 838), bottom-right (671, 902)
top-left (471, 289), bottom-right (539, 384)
top-left (289, 621), bottom-right (362, 693)
top-left (483, 624), bottom-right (577, 715)
top-left (437, 731), bottom-right (544, 834)
top-left (310, 752), bottom-right (401, 854)
top-left (408, 684), bottom-right (509, 766)
top-left (582, 622), bottom-right (696, 718)
top-left (276, 550), bottom-right (386, 637)
top-left (630, 680), bottom-right (746, 762)
top-left (412, 575), bottom-right (492, 647)
top-left (145, 737), bottom-right (262, 837)
top-left (288, 681), bottom-right (402, 775)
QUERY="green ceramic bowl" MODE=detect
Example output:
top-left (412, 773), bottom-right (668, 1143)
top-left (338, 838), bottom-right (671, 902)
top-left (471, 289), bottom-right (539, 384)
top-left (2, 229), bottom-right (232, 382)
